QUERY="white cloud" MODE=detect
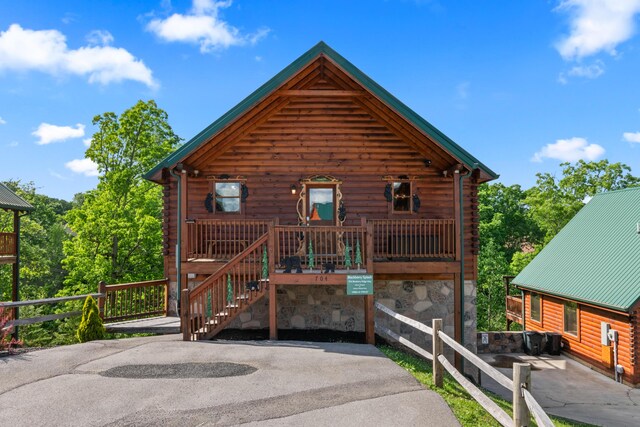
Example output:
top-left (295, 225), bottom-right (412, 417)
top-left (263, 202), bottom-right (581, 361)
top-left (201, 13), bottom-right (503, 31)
top-left (65, 158), bottom-right (99, 176)
top-left (7, 141), bottom-right (18, 147)
top-left (86, 30), bottom-right (114, 46)
top-left (32, 122), bottom-right (85, 145)
top-left (83, 138), bottom-right (92, 147)
top-left (532, 137), bottom-right (605, 162)
top-left (0, 24), bottom-right (157, 88)
top-left (555, 0), bottom-right (640, 60)
top-left (0, 116), bottom-right (5, 124)
top-left (558, 60), bottom-right (605, 83)
top-left (146, 0), bottom-right (269, 53)
top-left (623, 131), bottom-right (640, 143)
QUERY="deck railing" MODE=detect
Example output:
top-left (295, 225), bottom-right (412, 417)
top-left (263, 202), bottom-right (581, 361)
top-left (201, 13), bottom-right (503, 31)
top-left (0, 232), bottom-right (16, 256)
top-left (99, 279), bottom-right (168, 323)
top-left (273, 225), bottom-right (369, 271)
top-left (506, 295), bottom-right (523, 318)
top-left (184, 234), bottom-right (268, 340)
top-left (370, 219), bottom-right (455, 260)
top-left (186, 219), bottom-right (271, 260)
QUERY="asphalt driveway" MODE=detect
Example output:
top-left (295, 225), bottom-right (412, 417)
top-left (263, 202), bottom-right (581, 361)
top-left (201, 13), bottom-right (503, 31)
top-left (0, 335), bottom-right (459, 426)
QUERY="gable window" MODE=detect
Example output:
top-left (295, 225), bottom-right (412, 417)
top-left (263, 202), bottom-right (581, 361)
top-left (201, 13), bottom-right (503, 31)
top-left (392, 181), bottom-right (412, 213)
top-left (530, 293), bottom-right (541, 322)
top-left (563, 301), bottom-right (578, 337)
top-left (214, 182), bottom-right (241, 213)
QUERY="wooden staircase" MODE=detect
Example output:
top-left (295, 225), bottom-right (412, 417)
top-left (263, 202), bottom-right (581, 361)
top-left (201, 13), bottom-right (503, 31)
top-left (182, 233), bottom-right (269, 340)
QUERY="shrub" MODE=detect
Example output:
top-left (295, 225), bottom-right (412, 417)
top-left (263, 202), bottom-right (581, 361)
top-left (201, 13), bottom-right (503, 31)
top-left (0, 306), bottom-right (23, 353)
top-left (76, 296), bottom-right (105, 343)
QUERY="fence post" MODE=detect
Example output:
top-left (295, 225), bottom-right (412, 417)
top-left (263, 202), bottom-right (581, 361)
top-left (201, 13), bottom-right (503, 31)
top-left (181, 288), bottom-right (190, 341)
top-left (432, 318), bottom-right (443, 387)
top-left (163, 278), bottom-right (169, 316)
top-left (513, 363), bottom-right (531, 427)
top-left (98, 281), bottom-right (106, 320)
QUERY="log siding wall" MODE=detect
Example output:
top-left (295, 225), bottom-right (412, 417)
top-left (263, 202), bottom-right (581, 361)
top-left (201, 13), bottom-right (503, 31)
top-left (524, 291), bottom-right (638, 384)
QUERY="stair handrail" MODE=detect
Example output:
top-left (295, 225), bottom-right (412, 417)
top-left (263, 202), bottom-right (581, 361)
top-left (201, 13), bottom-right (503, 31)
top-left (188, 232), bottom-right (269, 300)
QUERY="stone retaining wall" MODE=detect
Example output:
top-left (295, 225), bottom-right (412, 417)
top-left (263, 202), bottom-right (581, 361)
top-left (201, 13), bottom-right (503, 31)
top-left (476, 331), bottom-right (523, 354)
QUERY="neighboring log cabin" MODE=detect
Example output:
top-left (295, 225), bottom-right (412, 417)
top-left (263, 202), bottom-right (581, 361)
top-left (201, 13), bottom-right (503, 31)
top-left (145, 42), bottom-right (497, 354)
top-left (0, 183), bottom-right (34, 327)
top-left (507, 188), bottom-right (640, 386)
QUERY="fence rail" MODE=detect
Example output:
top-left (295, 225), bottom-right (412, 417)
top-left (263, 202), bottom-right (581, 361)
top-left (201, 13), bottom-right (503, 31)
top-left (0, 232), bottom-right (16, 256)
top-left (1, 293), bottom-right (103, 328)
top-left (370, 219), bottom-right (455, 260)
top-left (374, 301), bottom-right (554, 427)
top-left (99, 279), bottom-right (168, 322)
top-left (1, 279), bottom-right (169, 329)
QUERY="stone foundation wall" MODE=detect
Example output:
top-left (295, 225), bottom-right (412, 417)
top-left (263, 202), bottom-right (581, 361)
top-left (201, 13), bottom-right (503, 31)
top-left (170, 278), bottom-right (478, 367)
top-left (476, 331), bottom-right (523, 354)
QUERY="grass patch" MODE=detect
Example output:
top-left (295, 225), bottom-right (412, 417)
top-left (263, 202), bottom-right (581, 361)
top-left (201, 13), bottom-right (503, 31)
top-left (378, 345), bottom-right (594, 427)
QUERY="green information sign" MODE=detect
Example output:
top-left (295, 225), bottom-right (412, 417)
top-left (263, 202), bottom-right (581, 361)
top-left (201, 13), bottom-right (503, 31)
top-left (347, 274), bottom-right (373, 295)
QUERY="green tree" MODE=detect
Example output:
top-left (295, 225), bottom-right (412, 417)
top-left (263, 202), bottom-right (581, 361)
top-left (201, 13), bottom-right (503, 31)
top-left (478, 183), bottom-right (542, 262)
top-left (62, 100), bottom-right (180, 294)
top-left (525, 160), bottom-right (639, 242)
top-left (476, 239), bottom-right (509, 331)
top-left (76, 295), bottom-right (104, 342)
top-left (261, 247), bottom-right (269, 279)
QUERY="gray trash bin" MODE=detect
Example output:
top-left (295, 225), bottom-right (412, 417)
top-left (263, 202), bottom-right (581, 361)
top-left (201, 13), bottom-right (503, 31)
top-left (523, 331), bottom-right (544, 356)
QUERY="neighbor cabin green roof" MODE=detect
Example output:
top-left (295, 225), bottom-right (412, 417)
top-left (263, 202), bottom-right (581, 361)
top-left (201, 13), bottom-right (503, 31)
top-left (512, 187), bottom-right (640, 312)
top-left (0, 183), bottom-right (34, 212)
top-left (144, 41), bottom-right (497, 182)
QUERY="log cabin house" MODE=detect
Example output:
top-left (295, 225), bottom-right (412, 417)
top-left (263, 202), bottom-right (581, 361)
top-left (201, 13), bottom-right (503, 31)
top-left (145, 42), bottom-right (497, 354)
top-left (506, 187), bottom-right (640, 385)
top-left (0, 183), bottom-right (34, 329)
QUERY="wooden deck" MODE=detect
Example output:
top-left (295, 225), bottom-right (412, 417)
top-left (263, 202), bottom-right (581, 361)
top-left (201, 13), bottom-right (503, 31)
top-left (105, 316), bottom-right (180, 335)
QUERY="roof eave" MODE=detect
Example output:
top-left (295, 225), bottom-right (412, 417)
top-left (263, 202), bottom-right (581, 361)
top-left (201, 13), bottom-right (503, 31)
top-left (144, 41), bottom-right (498, 182)
top-left (514, 282), bottom-right (632, 314)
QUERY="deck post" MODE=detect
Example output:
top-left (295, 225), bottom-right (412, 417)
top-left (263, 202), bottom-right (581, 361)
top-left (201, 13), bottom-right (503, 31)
top-left (364, 220), bottom-right (375, 344)
top-left (513, 363), bottom-right (531, 427)
top-left (163, 278), bottom-right (169, 316)
top-left (268, 220), bottom-right (277, 340)
top-left (181, 288), bottom-right (190, 341)
top-left (97, 281), bottom-right (106, 319)
top-left (432, 318), bottom-right (443, 387)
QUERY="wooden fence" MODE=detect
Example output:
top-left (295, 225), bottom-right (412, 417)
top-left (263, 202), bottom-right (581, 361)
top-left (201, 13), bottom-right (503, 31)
top-left (0, 232), bottom-right (16, 256)
top-left (1, 279), bottom-right (169, 329)
top-left (375, 302), bottom-right (554, 427)
top-left (99, 279), bottom-right (168, 322)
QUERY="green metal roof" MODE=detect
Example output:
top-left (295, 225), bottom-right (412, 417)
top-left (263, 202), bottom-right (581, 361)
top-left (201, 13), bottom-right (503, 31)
top-left (144, 41), bottom-right (498, 182)
top-left (512, 187), bottom-right (640, 312)
top-left (0, 183), bottom-right (34, 212)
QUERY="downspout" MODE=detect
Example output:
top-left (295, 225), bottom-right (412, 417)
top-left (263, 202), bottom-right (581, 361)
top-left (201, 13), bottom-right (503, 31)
top-left (521, 289), bottom-right (526, 331)
top-left (169, 167), bottom-right (182, 313)
top-left (458, 166), bottom-right (473, 374)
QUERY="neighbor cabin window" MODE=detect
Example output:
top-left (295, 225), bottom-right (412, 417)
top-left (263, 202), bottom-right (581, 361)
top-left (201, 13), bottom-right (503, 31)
top-left (214, 182), bottom-right (241, 213)
top-left (392, 181), bottom-right (412, 213)
top-left (530, 293), bottom-right (541, 322)
top-left (564, 301), bottom-right (578, 337)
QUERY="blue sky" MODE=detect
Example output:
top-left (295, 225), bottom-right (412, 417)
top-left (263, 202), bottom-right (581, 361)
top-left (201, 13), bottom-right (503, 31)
top-left (1, 0), bottom-right (640, 201)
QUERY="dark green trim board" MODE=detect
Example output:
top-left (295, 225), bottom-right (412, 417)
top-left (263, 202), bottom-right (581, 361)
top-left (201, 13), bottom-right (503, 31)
top-left (513, 187), bottom-right (640, 313)
top-left (145, 41), bottom-right (497, 182)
